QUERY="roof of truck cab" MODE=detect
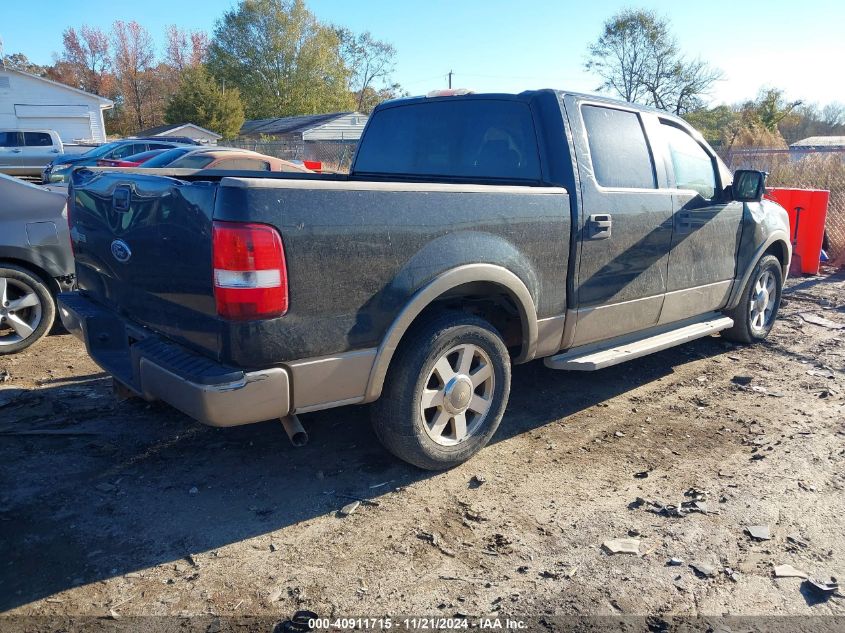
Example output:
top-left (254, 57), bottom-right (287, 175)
top-left (379, 89), bottom-right (678, 118)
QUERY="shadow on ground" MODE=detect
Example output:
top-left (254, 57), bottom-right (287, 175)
top-left (0, 335), bottom-right (728, 611)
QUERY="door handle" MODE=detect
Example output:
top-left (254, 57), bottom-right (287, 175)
top-left (677, 211), bottom-right (693, 233)
top-left (11, 149), bottom-right (21, 153)
top-left (588, 213), bottom-right (612, 239)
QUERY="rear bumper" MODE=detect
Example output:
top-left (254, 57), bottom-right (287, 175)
top-left (58, 292), bottom-right (291, 427)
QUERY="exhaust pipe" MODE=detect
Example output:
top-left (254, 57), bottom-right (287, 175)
top-left (280, 414), bottom-right (308, 447)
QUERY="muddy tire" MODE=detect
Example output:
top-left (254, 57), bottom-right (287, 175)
top-left (0, 265), bottom-right (55, 355)
top-left (371, 311), bottom-right (511, 470)
top-left (722, 255), bottom-right (783, 344)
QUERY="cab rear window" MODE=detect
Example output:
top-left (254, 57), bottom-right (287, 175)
top-left (354, 99), bottom-right (541, 182)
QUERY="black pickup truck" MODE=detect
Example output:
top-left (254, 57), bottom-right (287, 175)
top-left (60, 89), bottom-right (791, 469)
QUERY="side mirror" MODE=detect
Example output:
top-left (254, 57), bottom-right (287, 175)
top-left (732, 169), bottom-right (766, 202)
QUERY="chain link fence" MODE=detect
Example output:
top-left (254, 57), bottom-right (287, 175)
top-left (227, 139), bottom-right (359, 173)
top-left (720, 147), bottom-right (845, 263)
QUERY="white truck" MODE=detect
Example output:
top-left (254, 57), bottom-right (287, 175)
top-left (0, 129), bottom-right (93, 178)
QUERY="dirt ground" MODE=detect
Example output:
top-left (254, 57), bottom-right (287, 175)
top-left (1, 269), bottom-right (844, 629)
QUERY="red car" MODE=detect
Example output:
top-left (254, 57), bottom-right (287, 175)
top-left (96, 149), bottom-right (169, 168)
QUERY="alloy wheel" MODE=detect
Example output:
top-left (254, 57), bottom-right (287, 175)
top-left (749, 269), bottom-right (777, 334)
top-left (420, 343), bottom-right (496, 446)
top-left (0, 276), bottom-right (43, 347)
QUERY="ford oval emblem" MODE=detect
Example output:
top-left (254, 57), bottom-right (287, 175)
top-left (110, 239), bottom-right (132, 263)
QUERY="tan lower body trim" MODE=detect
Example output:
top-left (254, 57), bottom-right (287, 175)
top-left (658, 280), bottom-right (732, 325)
top-left (572, 294), bottom-right (664, 347)
top-left (286, 349), bottom-right (377, 413)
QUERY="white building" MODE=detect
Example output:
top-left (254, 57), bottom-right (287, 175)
top-left (0, 66), bottom-right (113, 144)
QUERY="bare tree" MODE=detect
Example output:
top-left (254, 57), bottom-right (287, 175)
top-left (337, 28), bottom-right (397, 112)
top-left (585, 9), bottom-right (722, 115)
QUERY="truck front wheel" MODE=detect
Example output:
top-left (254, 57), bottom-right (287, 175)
top-left (371, 312), bottom-right (511, 470)
top-left (722, 254), bottom-right (783, 344)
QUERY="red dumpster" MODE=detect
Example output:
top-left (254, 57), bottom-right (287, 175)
top-left (764, 187), bottom-right (830, 275)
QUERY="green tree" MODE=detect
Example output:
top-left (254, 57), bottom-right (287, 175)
top-left (165, 66), bottom-right (245, 139)
top-left (585, 9), bottom-right (722, 114)
top-left (1, 52), bottom-right (49, 76)
top-left (207, 0), bottom-right (353, 119)
top-left (749, 88), bottom-right (801, 131)
top-left (683, 105), bottom-right (738, 145)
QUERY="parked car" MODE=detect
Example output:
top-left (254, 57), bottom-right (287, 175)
top-left (96, 149), bottom-right (170, 168)
top-left (42, 139), bottom-right (195, 183)
top-left (60, 89), bottom-right (791, 469)
top-left (161, 148), bottom-right (311, 172)
top-left (0, 174), bottom-right (74, 354)
top-left (125, 146), bottom-right (198, 168)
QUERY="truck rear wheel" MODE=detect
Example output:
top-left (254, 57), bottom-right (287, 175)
top-left (722, 254), bottom-right (783, 344)
top-left (371, 312), bottom-right (511, 470)
top-left (0, 265), bottom-right (56, 355)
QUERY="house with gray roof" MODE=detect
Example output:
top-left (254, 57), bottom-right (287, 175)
top-left (238, 112), bottom-right (367, 141)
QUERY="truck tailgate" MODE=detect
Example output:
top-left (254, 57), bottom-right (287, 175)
top-left (70, 171), bottom-right (222, 356)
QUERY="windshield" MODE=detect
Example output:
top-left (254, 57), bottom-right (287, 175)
top-left (140, 147), bottom-right (194, 167)
top-left (80, 141), bottom-right (123, 158)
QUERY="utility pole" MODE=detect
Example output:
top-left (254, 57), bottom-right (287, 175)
top-left (448, 70), bottom-right (453, 89)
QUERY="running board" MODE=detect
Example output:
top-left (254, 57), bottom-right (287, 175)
top-left (544, 315), bottom-right (734, 371)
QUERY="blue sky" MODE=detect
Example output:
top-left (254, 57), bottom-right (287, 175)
top-left (1, 0), bottom-right (843, 106)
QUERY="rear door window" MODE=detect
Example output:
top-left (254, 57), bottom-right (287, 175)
top-left (354, 99), bottom-right (542, 181)
top-left (110, 143), bottom-right (146, 159)
top-left (661, 122), bottom-right (717, 199)
top-left (0, 132), bottom-right (20, 147)
top-left (23, 132), bottom-right (54, 147)
top-left (581, 105), bottom-right (656, 189)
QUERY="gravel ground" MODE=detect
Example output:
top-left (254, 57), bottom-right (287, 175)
top-left (1, 269), bottom-right (844, 630)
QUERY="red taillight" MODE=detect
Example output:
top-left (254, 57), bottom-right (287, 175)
top-left (212, 221), bottom-right (288, 320)
top-left (303, 160), bottom-right (322, 172)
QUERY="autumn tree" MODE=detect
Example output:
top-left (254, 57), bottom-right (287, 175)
top-left (780, 102), bottom-right (845, 143)
top-left (586, 9), bottom-right (722, 115)
top-left (56, 26), bottom-right (112, 96)
top-left (165, 25), bottom-right (208, 73)
top-left (111, 20), bottom-right (166, 131)
top-left (165, 65), bottom-right (244, 138)
top-left (336, 28), bottom-right (397, 112)
top-left (207, 0), bottom-right (354, 119)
